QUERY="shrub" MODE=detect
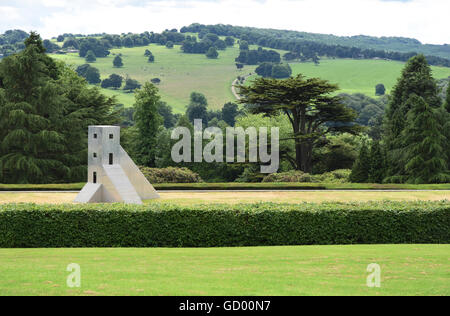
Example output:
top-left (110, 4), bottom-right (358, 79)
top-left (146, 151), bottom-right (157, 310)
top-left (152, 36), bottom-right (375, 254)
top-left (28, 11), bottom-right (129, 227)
top-left (262, 170), bottom-right (351, 183)
top-left (0, 202), bottom-right (448, 248)
top-left (314, 169), bottom-right (351, 183)
top-left (140, 167), bottom-right (203, 183)
top-left (263, 171), bottom-right (313, 183)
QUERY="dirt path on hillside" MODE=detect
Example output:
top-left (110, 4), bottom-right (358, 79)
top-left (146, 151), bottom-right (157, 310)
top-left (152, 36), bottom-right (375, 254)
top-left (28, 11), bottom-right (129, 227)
top-left (231, 73), bottom-right (253, 100)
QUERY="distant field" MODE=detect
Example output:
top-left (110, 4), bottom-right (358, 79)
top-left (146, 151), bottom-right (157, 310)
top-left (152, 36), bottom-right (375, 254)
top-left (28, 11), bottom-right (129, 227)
top-left (246, 58), bottom-right (450, 96)
top-left (50, 44), bottom-right (256, 112)
top-left (0, 191), bottom-right (448, 204)
top-left (0, 245), bottom-right (448, 296)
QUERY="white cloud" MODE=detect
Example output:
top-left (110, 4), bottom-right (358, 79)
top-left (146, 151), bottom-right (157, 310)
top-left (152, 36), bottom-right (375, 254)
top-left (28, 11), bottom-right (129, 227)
top-left (0, 0), bottom-right (449, 44)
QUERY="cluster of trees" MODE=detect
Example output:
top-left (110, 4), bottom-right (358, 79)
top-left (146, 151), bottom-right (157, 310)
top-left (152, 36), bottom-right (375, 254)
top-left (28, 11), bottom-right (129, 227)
top-left (116, 88), bottom-right (243, 181)
top-left (339, 93), bottom-right (387, 139)
top-left (145, 49), bottom-right (155, 62)
top-left (180, 24), bottom-right (450, 67)
top-left (255, 62), bottom-right (292, 79)
top-left (76, 64), bottom-right (101, 84)
top-left (181, 33), bottom-right (232, 58)
top-left (0, 30), bottom-right (28, 57)
top-left (0, 33), bottom-right (119, 183)
top-left (235, 47), bottom-right (281, 65)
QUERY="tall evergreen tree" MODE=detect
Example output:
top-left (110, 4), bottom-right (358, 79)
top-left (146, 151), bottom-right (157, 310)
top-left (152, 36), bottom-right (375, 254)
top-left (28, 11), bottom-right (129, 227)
top-left (368, 141), bottom-right (385, 183)
top-left (401, 95), bottom-right (449, 183)
top-left (133, 82), bottom-right (164, 167)
top-left (384, 55), bottom-right (442, 181)
top-left (349, 142), bottom-right (371, 183)
top-left (0, 33), bottom-right (66, 183)
top-left (0, 32), bottom-right (119, 183)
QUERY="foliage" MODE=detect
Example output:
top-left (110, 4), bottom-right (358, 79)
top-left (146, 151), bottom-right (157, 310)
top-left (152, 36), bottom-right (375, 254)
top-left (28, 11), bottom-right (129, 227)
top-left (221, 102), bottom-right (240, 126)
top-left (76, 64), bottom-right (101, 84)
top-left (255, 62), bottom-right (292, 78)
top-left (384, 55), bottom-right (448, 183)
top-left (375, 83), bottom-right (386, 96)
top-left (113, 55), bottom-right (123, 68)
top-left (123, 77), bottom-right (141, 92)
top-left (368, 141), bottom-right (386, 183)
top-left (140, 167), bottom-right (203, 183)
top-left (186, 92), bottom-right (209, 125)
top-left (0, 33), bottom-right (119, 183)
top-left (401, 95), bottom-right (449, 183)
top-left (239, 74), bottom-right (362, 172)
top-left (133, 82), bottom-right (164, 167)
top-left (206, 47), bottom-right (219, 59)
top-left (181, 23), bottom-right (450, 66)
top-left (85, 50), bottom-right (96, 63)
top-left (101, 74), bottom-right (123, 89)
top-left (0, 201), bottom-right (448, 247)
top-left (349, 142), bottom-right (371, 183)
top-left (78, 37), bottom-right (110, 58)
top-left (236, 47), bottom-right (281, 65)
top-left (263, 169), bottom-right (351, 183)
top-left (312, 133), bottom-right (363, 174)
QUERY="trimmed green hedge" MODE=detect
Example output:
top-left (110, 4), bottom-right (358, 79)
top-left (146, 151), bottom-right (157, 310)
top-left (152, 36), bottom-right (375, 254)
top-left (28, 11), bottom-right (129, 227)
top-left (0, 202), bottom-right (448, 248)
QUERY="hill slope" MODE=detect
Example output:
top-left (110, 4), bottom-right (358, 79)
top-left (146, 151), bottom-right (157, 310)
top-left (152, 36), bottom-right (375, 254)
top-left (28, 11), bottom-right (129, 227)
top-left (51, 43), bottom-right (256, 112)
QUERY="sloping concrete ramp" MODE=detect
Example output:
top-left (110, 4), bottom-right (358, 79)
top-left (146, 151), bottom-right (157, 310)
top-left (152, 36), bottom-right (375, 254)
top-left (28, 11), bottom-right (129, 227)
top-left (103, 165), bottom-right (143, 204)
top-left (74, 183), bottom-right (103, 203)
top-left (119, 146), bottom-right (160, 200)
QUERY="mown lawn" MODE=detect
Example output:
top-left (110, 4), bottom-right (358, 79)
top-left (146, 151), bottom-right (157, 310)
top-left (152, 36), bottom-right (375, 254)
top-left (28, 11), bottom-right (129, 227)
top-left (0, 245), bottom-right (448, 296)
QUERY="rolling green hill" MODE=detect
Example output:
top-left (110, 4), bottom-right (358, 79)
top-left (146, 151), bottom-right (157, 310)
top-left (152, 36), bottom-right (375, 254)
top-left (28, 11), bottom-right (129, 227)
top-left (50, 40), bottom-right (450, 112)
top-left (50, 43), bottom-right (257, 113)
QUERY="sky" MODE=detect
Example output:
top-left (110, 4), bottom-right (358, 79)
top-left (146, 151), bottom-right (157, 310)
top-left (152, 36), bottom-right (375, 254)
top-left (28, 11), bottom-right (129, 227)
top-left (0, 0), bottom-right (449, 45)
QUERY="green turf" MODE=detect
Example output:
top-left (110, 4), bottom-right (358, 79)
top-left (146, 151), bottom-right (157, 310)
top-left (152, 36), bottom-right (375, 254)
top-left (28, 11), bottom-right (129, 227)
top-left (1, 182), bottom-right (449, 191)
top-left (50, 44), bottom-right (257, 112)
top-left (0, 245), bottom-right (447, 296)
top-left (246, 58), bottom-right (450, 97)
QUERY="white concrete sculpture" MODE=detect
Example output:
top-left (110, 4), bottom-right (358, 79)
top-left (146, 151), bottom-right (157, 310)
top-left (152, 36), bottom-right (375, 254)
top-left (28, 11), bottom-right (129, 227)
top-left (75, 126), bottom-right (160, 204)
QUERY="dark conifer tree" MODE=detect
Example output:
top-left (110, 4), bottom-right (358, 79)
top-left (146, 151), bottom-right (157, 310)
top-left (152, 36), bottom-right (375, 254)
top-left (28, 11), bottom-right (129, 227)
top-left (350, 142), bottom-right (371, 183)
top-left (383, 55), bottom-right (442, 181)
top-left (401, 95), bottom-right (449, 183)
top-left (368, 141), bottom-right (385, 183)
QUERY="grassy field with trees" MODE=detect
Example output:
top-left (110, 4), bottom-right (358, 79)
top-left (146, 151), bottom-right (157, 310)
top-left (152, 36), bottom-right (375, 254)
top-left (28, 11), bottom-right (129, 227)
top-left (47, 33), bottom-right (450, 112)
top-left (50, 43), bottom-right (254, 112)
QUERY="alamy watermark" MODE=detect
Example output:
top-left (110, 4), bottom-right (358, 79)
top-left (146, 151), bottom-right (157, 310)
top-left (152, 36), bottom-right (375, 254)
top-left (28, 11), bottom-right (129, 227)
top-left (66, 263), bottom-right (81, 288)
top-left (171, 119), bottom-right (280, 173)
top-left (366, 263), bottom-right (381, 288)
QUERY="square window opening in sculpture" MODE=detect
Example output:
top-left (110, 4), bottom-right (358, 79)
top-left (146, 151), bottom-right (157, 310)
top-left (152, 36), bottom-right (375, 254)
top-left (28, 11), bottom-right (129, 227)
top-left (109, 134), bottom-right (114, 139)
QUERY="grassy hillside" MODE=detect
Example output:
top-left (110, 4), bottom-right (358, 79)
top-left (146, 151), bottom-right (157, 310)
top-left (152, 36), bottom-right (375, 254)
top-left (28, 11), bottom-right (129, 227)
top-left (247, 58), bottom-right (450, 96)
top-left (50, 43), bottom-right (257, 112)
top-left (50, 42), bottom-right (450, 112)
